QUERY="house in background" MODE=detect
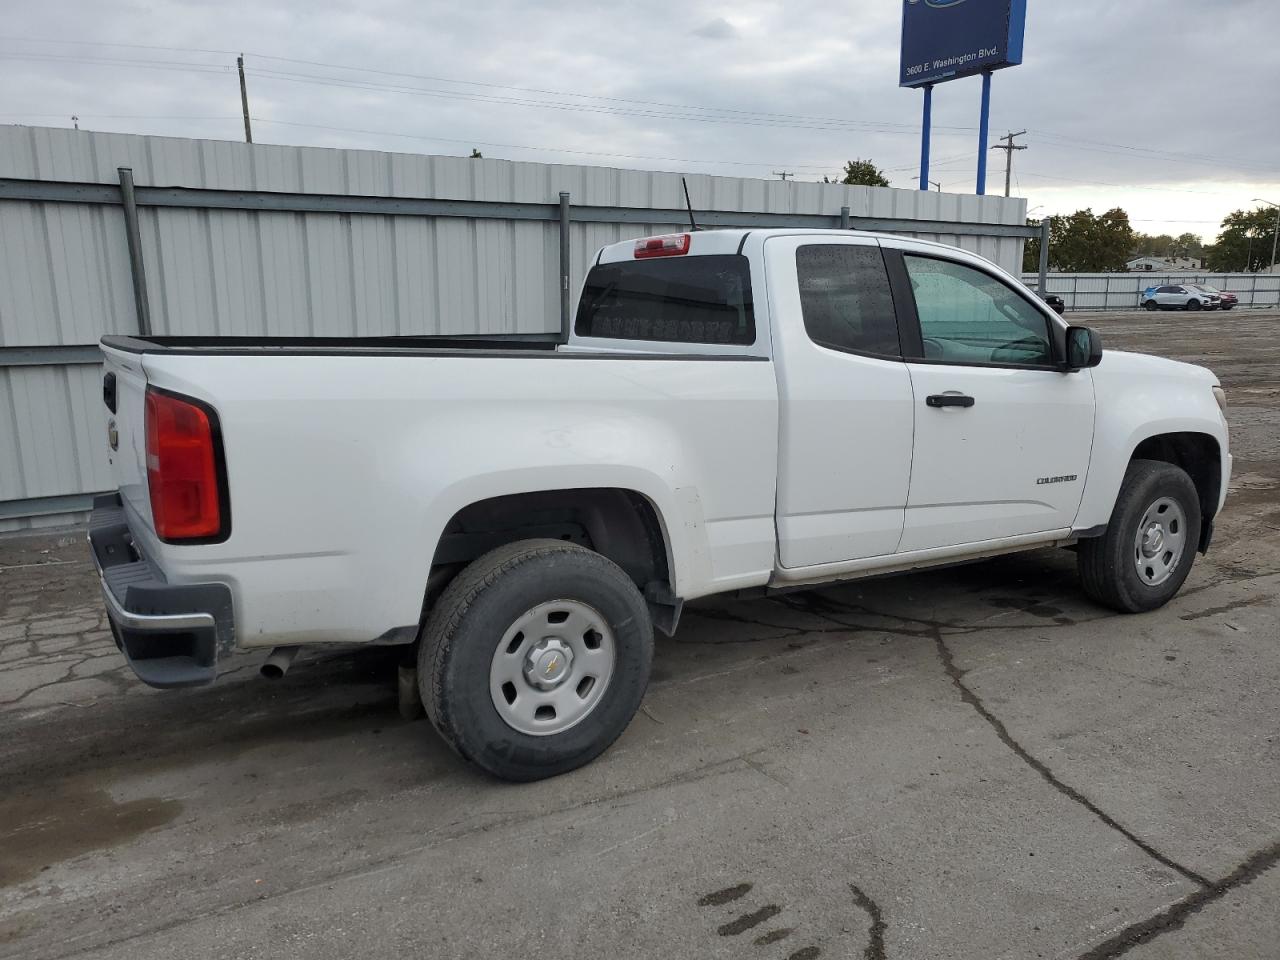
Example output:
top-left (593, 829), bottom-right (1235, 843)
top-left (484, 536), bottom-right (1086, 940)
top-left (1126, 255), bottom-right (1203, 272)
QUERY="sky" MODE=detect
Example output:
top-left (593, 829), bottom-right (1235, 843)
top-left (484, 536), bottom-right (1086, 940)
top-left (2, 0), bottom-right (1278, 243)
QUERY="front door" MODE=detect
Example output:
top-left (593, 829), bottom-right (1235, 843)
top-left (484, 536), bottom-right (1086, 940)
top-left (888, 248), bottom-right (1096, 553)
top-left (768, 236), bottom-right (916, 567)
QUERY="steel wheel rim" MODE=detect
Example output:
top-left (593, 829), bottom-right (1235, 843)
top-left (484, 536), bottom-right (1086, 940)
top-left (489, 599), bottom-right (616, 737)
top-left (1133, 496), bottom-right (1187, 587)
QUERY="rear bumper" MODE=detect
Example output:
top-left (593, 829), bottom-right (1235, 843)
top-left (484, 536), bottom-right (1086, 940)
top-left (89, 493), bottom-right (234, 688)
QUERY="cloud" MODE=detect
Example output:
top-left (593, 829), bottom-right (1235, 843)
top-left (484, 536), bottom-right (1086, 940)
top-left (693, 17), bottom-right (738, 40)
top-left (1, 0), bottom-right (1277, 240)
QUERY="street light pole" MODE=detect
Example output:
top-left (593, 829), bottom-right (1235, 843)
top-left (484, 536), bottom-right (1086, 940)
top-left (1255, 199), bottom-right (1280, 274)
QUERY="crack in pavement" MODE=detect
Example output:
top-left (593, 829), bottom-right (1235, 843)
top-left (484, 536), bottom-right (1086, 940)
top-left (772, 589), bottom-right (1223, 899)
top-left (1074, 840), bottom-right (1280, 959)
top-left (930, 628), bottom-right (1212, 889)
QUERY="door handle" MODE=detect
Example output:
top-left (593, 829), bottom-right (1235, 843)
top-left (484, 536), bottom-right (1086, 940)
top-left (926, 394), bottom-right (975, 409)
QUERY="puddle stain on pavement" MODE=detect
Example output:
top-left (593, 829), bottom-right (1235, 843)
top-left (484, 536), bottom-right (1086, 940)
top-left (0, 784), bottom-right (181, 888)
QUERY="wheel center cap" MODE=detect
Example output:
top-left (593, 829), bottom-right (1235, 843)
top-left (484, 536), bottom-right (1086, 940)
top-left (524, 638), bottom-right (573, 691)
top-left (1142, 524), bottom-right (1165, 557)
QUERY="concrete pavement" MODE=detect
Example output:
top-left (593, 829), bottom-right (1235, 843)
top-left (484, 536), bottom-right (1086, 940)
top-left (2, 308), bottom-right (1277, 960)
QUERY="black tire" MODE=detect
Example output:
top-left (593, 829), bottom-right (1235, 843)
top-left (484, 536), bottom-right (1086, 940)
top-left (419, 539), bottom-right (653, 781)
top-left (1078, 459), bottom-right (1202, 613)
top-left (1143, 299), bottom-right (1159, 311)
top-left (1186, 299), bottom-right (1201, 311)
top-left (1221, 304), bottom-right (1234, 311)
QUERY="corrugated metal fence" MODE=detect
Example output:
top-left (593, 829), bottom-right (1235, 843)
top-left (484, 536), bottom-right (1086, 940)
top-left (0, 125), bottom-right (1030, 530)
top-left (1021, 272), bottom-right (1280, 311)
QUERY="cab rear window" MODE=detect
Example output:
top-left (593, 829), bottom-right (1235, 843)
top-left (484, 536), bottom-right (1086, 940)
top-left (574, 255), bottom-right (754, 345)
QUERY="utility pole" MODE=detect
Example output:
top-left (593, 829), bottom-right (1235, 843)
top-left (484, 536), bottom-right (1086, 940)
top-left (772, 170), bottom-right (794, 181)
top-left (71, 115), bottom-right (79, 130)
top-left (1257, 199), bottom-right (1280, 274)
top-left (991, 130), bottom-right (1027, 198)
top-left (237, 54), bottom-right (253, 143)
top-left (929, 180), bottom-right (942, 192)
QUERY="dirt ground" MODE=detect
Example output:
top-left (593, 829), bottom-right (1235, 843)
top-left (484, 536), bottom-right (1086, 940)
top-left (1, 308), bottom-right (1277, 960)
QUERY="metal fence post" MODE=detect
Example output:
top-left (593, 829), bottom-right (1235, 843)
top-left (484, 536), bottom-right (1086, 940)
top-left (117, 167), bottom-right (152, 337)
top-left (558, 192), bottom-right (572, 342)
top-left (1037, 217), bottom-right (1050, 302)
top-left (840, 206), bottom-right (851, 230)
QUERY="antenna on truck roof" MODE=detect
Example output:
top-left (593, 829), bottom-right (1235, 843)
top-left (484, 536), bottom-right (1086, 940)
top-left (681, 177), bottom-right (700, 232)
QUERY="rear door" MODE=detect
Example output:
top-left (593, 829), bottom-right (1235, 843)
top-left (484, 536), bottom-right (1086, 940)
top-left (768, 235), bottom-right (916, 567)
top-left (885, 246), bottom-right (1095, 553)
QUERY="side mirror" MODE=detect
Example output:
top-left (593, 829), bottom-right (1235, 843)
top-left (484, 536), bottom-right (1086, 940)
top-left (1065, 325), bottom-right (1103, 370)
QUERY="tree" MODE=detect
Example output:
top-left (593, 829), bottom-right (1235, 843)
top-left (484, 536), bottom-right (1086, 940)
top-left (1174, 232), bottom-right (1204, 258)
top-left (1207, 206), bottom-right (1279, 272)
top-left (1043, 208), bottom-right (1135, 272)
top-left (469, 148), bottom-right (483, 159)
top-left (837, 159), bottom-right (890, 188)
top-left (1023, 219), bottom-right (1042, 273)
top-left (1131, 232), bottom-right (1176, 258)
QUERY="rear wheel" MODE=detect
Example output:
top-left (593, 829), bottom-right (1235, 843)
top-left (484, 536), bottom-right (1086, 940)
top-left (1143, 300), bottom-right (1159, 311)
top-left (419, 539), bottom-right (653, 781)
top-left (1078, 459), bottom-right (1201, 613)
top-left (1221, 304), bottom-right (1234, 311)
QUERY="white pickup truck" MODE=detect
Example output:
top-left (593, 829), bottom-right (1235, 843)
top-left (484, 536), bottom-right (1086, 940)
top-left (92, 228), bottom-right (1231, 780)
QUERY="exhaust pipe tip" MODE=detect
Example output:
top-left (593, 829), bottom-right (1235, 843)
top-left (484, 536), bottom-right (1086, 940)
top-left (260, 646), bottom-right (301, 679)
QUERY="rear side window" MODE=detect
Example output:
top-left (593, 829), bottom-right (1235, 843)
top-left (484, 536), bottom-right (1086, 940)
top-left (796, 244), bottom-right (901, 357)
top-left (575, 255), bottom-right (754, 345)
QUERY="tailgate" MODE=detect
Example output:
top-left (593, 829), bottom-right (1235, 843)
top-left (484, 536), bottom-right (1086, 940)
top-left (100, 343), bottom-right (154, 531)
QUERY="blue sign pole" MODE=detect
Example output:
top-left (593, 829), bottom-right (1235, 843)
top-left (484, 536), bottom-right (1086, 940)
top-left (975, 71), bottom-right (992, 196)
top-left (919, 84), bottom-right (933, 192)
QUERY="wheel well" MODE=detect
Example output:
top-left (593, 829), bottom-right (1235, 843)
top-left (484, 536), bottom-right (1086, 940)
top-left (1131, 432), bottom-right (1221, 534)
top-left (424, 488), bottom-right (679, 632)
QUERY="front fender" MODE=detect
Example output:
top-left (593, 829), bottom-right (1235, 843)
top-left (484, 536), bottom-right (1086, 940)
top-left (1073, 352), bottom-right (1229, 529)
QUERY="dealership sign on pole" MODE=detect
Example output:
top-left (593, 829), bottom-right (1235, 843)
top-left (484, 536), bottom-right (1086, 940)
top-left (900, 0), bottom-right (1027, 195)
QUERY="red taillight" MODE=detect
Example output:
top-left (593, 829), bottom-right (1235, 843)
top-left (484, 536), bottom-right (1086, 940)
top-left (634, 234), bottom-right (691, 258)
top-left (144, 388), bottom-right (226, 542)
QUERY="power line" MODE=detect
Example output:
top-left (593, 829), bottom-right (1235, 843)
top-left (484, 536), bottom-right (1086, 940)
top-left (4, 36), bottom-right (1275, 178)
top-left (246, 66), bottom-right (967, 137)
top-left (1019, 170), bottom-right (1246, 197)
top-left (1027, 128), bottom-right (1276, 174)
top-left (253, 118), bottom-right (842, 169)
top-left (0, 52), bottom-right (230, 75)
top-left (0, 113), bottom-right (239, 120)
top-left (0, 42), bottom-right (967, 137)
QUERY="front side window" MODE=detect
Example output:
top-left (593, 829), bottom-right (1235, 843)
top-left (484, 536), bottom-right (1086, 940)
top-left (795, 244), bottom-right (900, 357)
top-left (903, 255), bottom-right (1053, 367)
top-left (575, 255), bottom-right (754, 345)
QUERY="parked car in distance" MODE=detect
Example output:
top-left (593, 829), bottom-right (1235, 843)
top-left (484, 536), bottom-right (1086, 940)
top-left (93, 228), bottom-right (1232, 781)
top-left (1026, 284), bottom-right (1066, 315)
top-left (1141, 284), bottom-right (1220, 311)
top-left (1187, 283), bottom-right (1237, 310)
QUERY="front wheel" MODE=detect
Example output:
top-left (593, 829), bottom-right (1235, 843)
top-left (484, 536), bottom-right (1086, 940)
top-left (1078, 460), bottom-right (1202, 613)
top-left (1221, 304), bottom-right (1234, 311)
top-left (1186, 299), bottom-right (1201, 311)
top-left (419, 539), bottom-right (653, 781)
